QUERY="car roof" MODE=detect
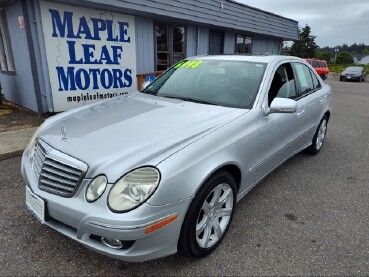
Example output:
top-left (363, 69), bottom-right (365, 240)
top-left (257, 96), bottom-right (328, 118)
top-left (188, 55), bottom-right (305, 64)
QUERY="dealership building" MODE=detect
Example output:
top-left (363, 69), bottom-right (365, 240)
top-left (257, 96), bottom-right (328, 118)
top-left (0, 0), bottom-right (298, 113)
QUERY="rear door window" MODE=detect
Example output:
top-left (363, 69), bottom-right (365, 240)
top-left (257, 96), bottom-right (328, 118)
top-left (311, 69), bottom-right (322, 90)
top-left (318, 61), bottom-right (326, 68)
top-left (312, 60), bottom-right (320, 68)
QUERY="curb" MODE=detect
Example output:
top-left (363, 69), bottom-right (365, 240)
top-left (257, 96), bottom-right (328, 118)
top-left (0, 150), bottom-right (24, 161)
top-left (0, 127), bottom-right (36, 162)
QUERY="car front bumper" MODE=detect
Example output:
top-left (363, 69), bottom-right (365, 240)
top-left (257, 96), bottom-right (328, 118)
top-left (340, 75), bottom-right (361, 81)
top-left (21, 150), bottom-right (192, 262)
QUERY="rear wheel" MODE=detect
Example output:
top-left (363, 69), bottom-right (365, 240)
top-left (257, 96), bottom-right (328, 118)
top-left (179, 170), bottom-right (236, 258)
top-left (305, 116), bottom-right (328, 155)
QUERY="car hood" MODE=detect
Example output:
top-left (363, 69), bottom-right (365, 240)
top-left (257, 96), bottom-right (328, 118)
top-left (39, 93), bottom-right (246, 181)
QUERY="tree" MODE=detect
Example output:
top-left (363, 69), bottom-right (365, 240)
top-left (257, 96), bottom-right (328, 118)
top-left (363, 49), bottom-right (369, 55)
top-left (336, 51), bottom-right (354, 64)
top-left (289, 25), bottom-right (318, 58)
top-left (316, 50), bottom-right (331, 62)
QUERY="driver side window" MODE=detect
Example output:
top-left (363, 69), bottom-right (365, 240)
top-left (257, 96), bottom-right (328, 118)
top-left (268, 63), bottom-right (297, 106)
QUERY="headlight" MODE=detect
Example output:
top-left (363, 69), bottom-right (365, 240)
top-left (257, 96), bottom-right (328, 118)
top-left (108, 167), bottom-right (160, 212)
top-left (86, 175), bottom-right (108, 202)
top-left (27, 123), bottom-right (45, 159)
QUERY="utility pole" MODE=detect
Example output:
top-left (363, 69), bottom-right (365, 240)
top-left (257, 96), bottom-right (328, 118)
top-left (334, 49), bottom-right (339, 65)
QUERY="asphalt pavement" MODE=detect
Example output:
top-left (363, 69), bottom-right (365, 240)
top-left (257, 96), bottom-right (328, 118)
top-left (1, 78), bottom-right (369, 276)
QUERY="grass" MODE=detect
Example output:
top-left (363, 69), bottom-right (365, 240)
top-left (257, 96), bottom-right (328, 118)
top-left (329, 64), bottom-right (369, 74)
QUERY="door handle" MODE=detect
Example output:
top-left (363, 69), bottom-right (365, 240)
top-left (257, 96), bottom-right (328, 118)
top-left (297, 108), bottom-right (305, 117)
top-left (319, 96), bottom-right (327, 103)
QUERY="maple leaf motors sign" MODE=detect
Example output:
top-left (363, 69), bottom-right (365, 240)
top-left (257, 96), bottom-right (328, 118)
top-left (40, 1), bottom-right (137, 112)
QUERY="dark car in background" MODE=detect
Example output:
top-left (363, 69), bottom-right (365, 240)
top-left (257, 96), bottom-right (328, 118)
top-left (340, 66), bottom-right (366, 82)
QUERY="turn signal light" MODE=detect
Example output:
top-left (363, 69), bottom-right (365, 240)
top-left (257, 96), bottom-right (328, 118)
top-left (145, 214), bottom-right (178, 234)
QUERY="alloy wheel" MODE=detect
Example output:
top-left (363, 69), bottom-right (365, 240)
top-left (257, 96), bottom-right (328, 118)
top-left (316, 119), bottom-right (327, 150)
top-left (195, 183), bottom-right (234, 249)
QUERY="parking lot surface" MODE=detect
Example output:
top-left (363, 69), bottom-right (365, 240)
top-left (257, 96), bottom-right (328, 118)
top-left (1, 79), bottom-right (368, 276)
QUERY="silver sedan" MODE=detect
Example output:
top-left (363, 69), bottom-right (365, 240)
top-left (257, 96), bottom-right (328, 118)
top-left (22, 55), bottom-right (332, 262)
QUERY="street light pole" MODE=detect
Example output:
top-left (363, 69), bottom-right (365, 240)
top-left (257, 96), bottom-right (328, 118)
top-left (334, 49), bottom-right (339, 65)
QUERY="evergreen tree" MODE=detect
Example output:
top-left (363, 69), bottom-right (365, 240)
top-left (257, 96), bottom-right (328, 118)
top-left (289, 25), bottom-right (317, 58)
top-left (336, 51), bottom-right (354, 64)
top-left (363, 49), bottom-right (369, 55)
top-left (316, 50), bottom-right (331, 62)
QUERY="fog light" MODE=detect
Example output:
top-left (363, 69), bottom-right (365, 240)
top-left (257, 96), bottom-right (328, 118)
top-left (101, 237), bottom-right (124, 249)
top-left (86, 175), bottom-right (107, 202)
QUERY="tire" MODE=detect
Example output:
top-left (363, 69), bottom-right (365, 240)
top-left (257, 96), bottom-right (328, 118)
top-left (305, 116), bottom-right (328, 155)
top-left (178, 170), bottom-right (237, 258)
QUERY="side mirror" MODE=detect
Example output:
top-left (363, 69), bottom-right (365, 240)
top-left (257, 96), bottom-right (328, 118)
top-left (141, 81), bottom-right (151, 91)
top-left (266, 98), bottom-right (298, 115)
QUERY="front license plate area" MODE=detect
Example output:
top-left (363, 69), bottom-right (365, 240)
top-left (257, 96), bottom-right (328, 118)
top-left (26, 186), bottom-right (45, 224)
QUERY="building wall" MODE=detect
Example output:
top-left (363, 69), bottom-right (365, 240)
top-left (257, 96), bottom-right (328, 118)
top-left (252, 36), bottom-right (282, 55)
top-left (81, 0), bottom-right (298, 40)
top-left (0, 1), bottom-right (38, 112)
top-left (224, 31), bottom-right (236, 54)
top-left (186, 25), bottom-right (197, 57)
top-left (135, 16), bottom-right (155, 73)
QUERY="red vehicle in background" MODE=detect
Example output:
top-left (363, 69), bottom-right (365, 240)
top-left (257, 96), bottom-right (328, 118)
top-left (305, 59), bottom-right (329, 80)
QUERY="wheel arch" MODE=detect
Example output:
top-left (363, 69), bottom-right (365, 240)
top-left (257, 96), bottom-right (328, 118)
top-left (324, 110), bottom-right (331, 121)
top-left (199, 163), bottom-right (242, 194)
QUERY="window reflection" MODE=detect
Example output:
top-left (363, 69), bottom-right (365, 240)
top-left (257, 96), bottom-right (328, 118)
top-left (155, 23), bottom-right (185, 71)
top-left (236, 35), bottom-right (252, 54)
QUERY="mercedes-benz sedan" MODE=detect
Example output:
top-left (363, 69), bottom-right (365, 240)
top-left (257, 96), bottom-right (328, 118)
top-left (340, 66), bottom-right (366, 82)
top-left (22, 55), bottom-right (332, 262)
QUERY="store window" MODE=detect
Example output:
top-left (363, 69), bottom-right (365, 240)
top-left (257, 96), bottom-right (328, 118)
top-left (155, 22), bottom-right (185, 71)
top-left (235, 35), bottom-right (252, 54)
top-left (0, 8), bottom-right (15, 73)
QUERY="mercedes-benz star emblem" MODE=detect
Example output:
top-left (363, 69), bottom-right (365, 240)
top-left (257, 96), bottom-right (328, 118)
top-left (61, 127), bottom-right (67, 141)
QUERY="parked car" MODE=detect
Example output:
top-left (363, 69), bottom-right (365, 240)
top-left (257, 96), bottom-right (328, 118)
top-left (22, 55), bottom-right (332, 262)
top-left (305, 58), bottom-right (329, 80)
top-left (340, 66), bottom-right (366, 82)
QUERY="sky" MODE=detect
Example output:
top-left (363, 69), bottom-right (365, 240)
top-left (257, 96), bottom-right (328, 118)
top-left (235, 0), bottom-right (369, 47)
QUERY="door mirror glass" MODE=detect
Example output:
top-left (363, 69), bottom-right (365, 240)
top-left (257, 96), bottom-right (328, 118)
top-left (267, 98), bottom-right (298, 115)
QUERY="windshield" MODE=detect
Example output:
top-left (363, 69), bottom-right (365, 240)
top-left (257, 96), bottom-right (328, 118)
top-left (142, 59), bottom-right (267, 109)
top-left (345, 67), bottom-right (362, 73)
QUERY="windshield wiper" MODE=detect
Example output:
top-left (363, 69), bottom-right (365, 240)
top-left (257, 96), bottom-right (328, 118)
top-left (160, 95), bottom-right (217, 106)
top-left (141, 89), bottom-right (157, 95)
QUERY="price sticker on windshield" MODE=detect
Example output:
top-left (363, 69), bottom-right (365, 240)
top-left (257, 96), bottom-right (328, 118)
top-left (174, 60), bottom-right (203, 69)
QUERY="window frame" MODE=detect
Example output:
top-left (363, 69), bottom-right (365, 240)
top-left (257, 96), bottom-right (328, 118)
top-left (154, 21), bottom-right (186, 71)
top-left (234, 34), bottom-right (253, 54)
top-left (292, 62), bottom-right (322, 99)
top-left (267, 62), bottom-right (298, 105)
top-left (0, 8), bottom-right (15, 75)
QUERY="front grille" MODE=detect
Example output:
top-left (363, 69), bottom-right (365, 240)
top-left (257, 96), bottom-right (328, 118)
top-left (32, 140), bottom-right (88, 197)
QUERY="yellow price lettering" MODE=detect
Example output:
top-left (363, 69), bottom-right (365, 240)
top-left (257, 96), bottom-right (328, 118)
top-left (174, 60), bottom-right (203, 69)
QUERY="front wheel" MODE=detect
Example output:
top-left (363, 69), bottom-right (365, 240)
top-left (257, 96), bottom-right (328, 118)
top-left (305, 116), bottom-right (328, 155)
top-left (178, 170), bottom-right (236, 258)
